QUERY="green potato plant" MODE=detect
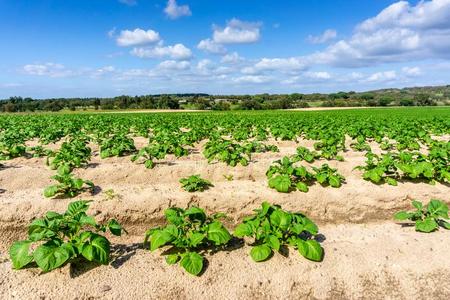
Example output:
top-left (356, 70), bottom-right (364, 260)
top-left (179, 175), bottom-right (214, 192)
top-left (394, 199), bottom-right (450, 233)
top-left (145, 207), bottom-right (231, 276)
top-left (44, 165), bottom-right (94, 198)
top-left (9, 200), bottom-right (124, 272)
top-left (100, 134), bottom-right (136, 158)
top-left (234, 202), bottom-right (323, 262)
top-left (312, 164), bottom-right (346, 188)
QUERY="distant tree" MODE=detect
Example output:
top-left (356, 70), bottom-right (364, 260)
top-left (378, 96), bottom-right (393, 106)
top-left (400, 99), bottom-right (414, 106)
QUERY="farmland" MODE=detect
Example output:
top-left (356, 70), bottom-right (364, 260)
top-left (0, 107), bottom-right (450, 298)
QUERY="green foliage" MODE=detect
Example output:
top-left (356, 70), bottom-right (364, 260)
top-left (266, 157), bottom-right (345, 192)
top-left (145, 207), bottom-right (231, 275)
top-left (312, 164), bottom-right (345, 188)
top-left (9, 200), bottom-right (123, 272)
top-left (47, 136), bottom-right (91, 170)
top-left (179, 175), bottom-right (214, 192)
top-left (44, 165), bottom-right (94, 198)
top-left (292, 147), bottom-right (319, 163)
top-left (234, 202), bottom-right (323, 262)
top-left (100, 134), bottom-right (136, 158)
top-left (394, 199), bottom-right (450, 232)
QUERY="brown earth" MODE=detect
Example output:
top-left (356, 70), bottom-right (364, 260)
top-left (0, 137), bottom-right (449, 299)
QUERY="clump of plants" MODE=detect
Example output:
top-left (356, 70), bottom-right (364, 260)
top-left (100, 134), bottom-right (136, 158)
top-left (266, 157), bottom-right (345, 193)
top-left (145, 207), bottom-right (231, 276)
top-left (234, 202), bottom-right (323, 262)
top-left (44, 165), bottom-right (94, 198)
top-left (9, 200), bottom-right (124, 272)
top-left (394, 199), bottom-right (450, 232)
top-left (179, 175), bottom-right (213, 192)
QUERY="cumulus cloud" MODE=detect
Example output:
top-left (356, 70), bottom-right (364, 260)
top-left (116, 28), bottom-right (160, 47)
top-left (365, 71), bottom-right (397, 82)
top-left (158, 60), bottom-right (191, 70)
top-left (402, 66), bottom-right (421, 76)
top-left (247, 57), bottom-right (308, 74)
top-left (131, 43), bottom-right (192, 60)
top-left (310, 0), bottom-right (450, 67)
top-left (197, 39), bottom-right (227, 54)
top-left (164, 0), bottom-right (191, 19)
top-left (213, 19), bottom-right (262, 44)
top-left (23, 63), bottom-right (76, 78)
top-left (307, 29), bottom-right (337, 44)
top-left (233, 75), bottom-right (271, 84)
top-left (304, 71), bottom-right (332, 80)
top-left (221, 52), bottom-right (244, 64)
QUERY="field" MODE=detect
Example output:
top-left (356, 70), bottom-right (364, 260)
top-left (1, 107), bottom-right (450, 299)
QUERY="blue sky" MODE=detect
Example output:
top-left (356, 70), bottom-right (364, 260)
top-left (1, 0), bottom-right (450, 98)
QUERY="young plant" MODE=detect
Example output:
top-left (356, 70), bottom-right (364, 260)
top-left (179, 175), bottom-right (213, 192)
top-left (144, 207), bottom-right (231, 276)
top-left (234, 202), bottom-right (323, 262)
top-left (100, 134), bottom-right (136, 158)
top-left (44, 165), bottom-right (94, 198)
top-left (9, 200), bottom-right (124, 272)
top-left (394, 199), bottom-right (450, 233)
top-left (292, 146), bottom-right (319, 163)
top-left (312, 164), bottom-right (345, 187)
top-left (266, 157), bottom-right (315, 193)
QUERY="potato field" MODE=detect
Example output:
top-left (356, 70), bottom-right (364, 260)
top-left (0, 107), bottom-right (449, 299)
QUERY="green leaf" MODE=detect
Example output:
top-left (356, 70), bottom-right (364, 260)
top-left (9, 241), bottom-right (34, 269)
top-left (33, 243), bottom-right (70, 272)
top-left (250, 244), bottom-right (272, 262)
top-left (207, 221), bottom-right (231, 245)
top-left (66, 200), bottom-right (90, 217)
top-left (233, 223), bottom-right (252, 237)
top-left (441, 220), bottom-right (450, 230)
top-left (415, 217), bottom-right (438, 233)
top-left (80, 215), bottom-right (97, 227)
top-left (107, 219), bottom-right (123, 236)
top-left (164, 208), bottom-right (183, 225)
top-left (386, 177), bottom-right (398, 186)
top-left (270, 209), bottom-right (291, 231)
top-left (427, 200), bottom-right (449, 219)
top-left (328, 175), bottom-right (341, 187)
top-left (188, 232), bottom-right (205, 247)
top-left (81, 234), bottom-right (110, 264)
top-left (165, 254), bottom-right (180, 265)
top-left (411, 200), bottom-right (423, 210)
top-left (268, 175), bottom-right (291, 193)
top-left (43, 185), bottom-right (58, 198)
top-left (150, 229), bottom-right (176, 251)
top-left (267, 235), bottom-right (280, 251)
top-left (180, 252), bottom-right (203, 276)
top-left (297, 239), bottom-right (323, 262)
top-left (302, 217), bottom-right (319, 235)
top-left (394, 211), bottom-right (412, 221)
top-left (184, 207), bottom-right (206, 223)
top-left (296, 182), bottom-right (309, 192)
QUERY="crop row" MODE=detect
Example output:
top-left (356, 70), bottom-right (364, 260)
top-left (9, 199), bottom-right (449, 276)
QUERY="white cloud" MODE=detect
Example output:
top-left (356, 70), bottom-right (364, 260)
top-left (304, 71), bottom-right (332, 80)
top-left (252, 57), bottom-right (308, 73)
top-left (131, 43), bottom-right (192, 60)
top-left (310, 0), bottom-right (450, 67)
top-left (213, 19), bottom-right (262, 44)
top-left (307, 29), bottom-right (337, 44)
top-left (116, 28), bottom-right (160, 47)
top-left (118, 0), bottom-right (137, 6)
top-left (91, 66), bottom-right (117, 78)
top-left (233, 75), bottom-right (271, 84)
top-left (402, 66), bottom-right (421, 76)
top-left (221, 52), bottom-right (243, 64)
top-left (158, 60), bottom-right (191, 70)
top-left (365, 71), bottom-right (397, 82)
top-left (23, 63), bottom-right (76, 78)
top-left (197, 39), bottom-right (227, 54)
top-left (164, 0), bottom-right (191, 19)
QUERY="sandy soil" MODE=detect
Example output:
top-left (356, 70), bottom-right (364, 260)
top-left (0, 137), bottom-right (449, 299)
